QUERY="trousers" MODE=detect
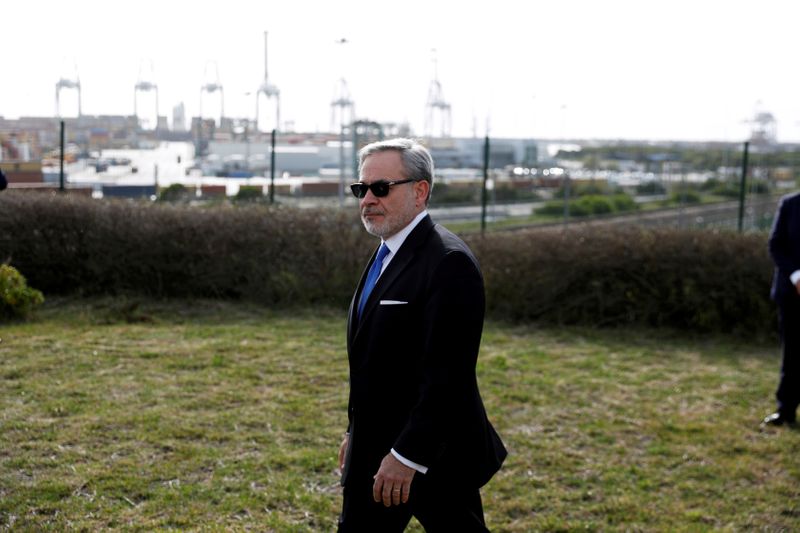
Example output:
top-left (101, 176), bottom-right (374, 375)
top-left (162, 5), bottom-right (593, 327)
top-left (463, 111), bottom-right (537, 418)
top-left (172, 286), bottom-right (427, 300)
top-left (337, 469), bottom-right (489, 532)
top-left (777, 294), bottom-right (800, 418)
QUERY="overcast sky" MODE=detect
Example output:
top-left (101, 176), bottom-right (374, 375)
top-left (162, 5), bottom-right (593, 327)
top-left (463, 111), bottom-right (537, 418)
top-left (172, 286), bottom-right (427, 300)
top-left (3, 0), bottom-right (799, 142)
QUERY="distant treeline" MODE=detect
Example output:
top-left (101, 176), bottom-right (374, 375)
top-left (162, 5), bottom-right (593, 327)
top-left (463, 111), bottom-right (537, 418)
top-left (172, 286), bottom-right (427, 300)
top-left (0, 192), bottom-right (775, 335)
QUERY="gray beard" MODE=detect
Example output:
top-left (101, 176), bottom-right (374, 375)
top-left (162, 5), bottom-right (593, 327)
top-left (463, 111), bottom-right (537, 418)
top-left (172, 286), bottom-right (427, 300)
top-left (360, 190), bottom-right (421, 238)
top-left (361, 216), bottom-right (396, 238)
top-left (361, 208), bottom-right (417, 239)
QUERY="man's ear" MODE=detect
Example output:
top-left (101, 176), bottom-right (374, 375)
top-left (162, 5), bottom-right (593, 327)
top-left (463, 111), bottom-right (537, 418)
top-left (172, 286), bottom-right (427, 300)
top-left (414, 180), bottom-right (430, 206)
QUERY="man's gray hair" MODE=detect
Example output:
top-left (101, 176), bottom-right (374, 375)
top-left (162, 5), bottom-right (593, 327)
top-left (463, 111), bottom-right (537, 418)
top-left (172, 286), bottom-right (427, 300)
top-left (358, 138), bottom-right (434, 202)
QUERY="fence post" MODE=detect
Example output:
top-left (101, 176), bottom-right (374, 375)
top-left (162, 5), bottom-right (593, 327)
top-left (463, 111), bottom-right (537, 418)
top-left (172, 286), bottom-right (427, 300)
top-left (481, 135), bottom-right (489, 234)
top-left (738, 141), bottom-right (749, 233)
top-left (59, 120), bottom-right (65, 192)
top-left (270, 128), bottom-right (277, 204)
top-left (562, 173), bottom-right (570, 228)
top-left (338, 123), bottom-right (345, 206)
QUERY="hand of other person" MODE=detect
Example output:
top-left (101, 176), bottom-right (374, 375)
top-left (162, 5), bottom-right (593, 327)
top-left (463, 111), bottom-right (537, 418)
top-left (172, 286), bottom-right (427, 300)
top-left (795, 280), bottom-right (800, 295)
top-left (373, 453), bottom-right (415, 507)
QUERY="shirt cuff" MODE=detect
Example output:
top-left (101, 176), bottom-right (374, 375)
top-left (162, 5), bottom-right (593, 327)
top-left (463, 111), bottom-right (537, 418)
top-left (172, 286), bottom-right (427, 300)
top-left (390, 448), bottom-right (428, 474)
top-left (791, 270), bottom-right (800, 285)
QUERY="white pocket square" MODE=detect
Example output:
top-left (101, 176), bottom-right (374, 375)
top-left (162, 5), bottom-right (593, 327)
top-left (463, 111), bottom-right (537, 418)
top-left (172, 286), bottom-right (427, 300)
top-left (380, 300), bottom-right (408, 305)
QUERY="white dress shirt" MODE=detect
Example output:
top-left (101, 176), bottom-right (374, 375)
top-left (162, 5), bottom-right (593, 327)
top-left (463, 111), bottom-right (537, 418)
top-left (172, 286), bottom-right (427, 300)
top-left (376, 210), bottom-right (429, 276)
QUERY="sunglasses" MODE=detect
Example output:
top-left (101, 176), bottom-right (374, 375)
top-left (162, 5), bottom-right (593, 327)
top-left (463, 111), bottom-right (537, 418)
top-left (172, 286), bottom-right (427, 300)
top-left (349, 179), bottom-right (415, 198)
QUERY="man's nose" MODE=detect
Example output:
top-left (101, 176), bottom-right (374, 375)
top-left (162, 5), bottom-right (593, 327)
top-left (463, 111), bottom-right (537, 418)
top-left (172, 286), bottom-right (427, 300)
top-left (361, 188), bottom-right (378, 205)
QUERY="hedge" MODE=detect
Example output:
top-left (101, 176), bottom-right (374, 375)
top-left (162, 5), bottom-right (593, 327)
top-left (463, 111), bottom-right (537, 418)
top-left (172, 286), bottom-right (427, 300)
top-left (466, 227), bottom-right (774, 335)
top-left (0, 192), bottom-right (372, 306)
top-left (0, 191), bottom-right (776, 335)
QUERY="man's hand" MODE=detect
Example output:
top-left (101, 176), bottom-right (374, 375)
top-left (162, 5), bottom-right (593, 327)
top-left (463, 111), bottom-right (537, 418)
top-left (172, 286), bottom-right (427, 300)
top-left (338, 434), bottom-right (349, 471)
top-left (795, 280), bottom-right (800, 295)
top-left (373, 453), bottom-right (415, 507)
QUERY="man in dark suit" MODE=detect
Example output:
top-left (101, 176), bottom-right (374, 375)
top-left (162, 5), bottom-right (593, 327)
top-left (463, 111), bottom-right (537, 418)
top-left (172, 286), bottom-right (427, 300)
top-left (764, 191), bottom-right (800, 426)
top-left (337, 138), bottom-right (506, 532)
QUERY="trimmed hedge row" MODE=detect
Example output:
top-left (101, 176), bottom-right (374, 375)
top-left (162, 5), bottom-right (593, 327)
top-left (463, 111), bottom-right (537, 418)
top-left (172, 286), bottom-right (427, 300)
top-left (0, 192), bottom-right (372, 306)
top-left (466, 228), bottom-right (774, 335)
top-left (0, 192), bottom-right (776, 334)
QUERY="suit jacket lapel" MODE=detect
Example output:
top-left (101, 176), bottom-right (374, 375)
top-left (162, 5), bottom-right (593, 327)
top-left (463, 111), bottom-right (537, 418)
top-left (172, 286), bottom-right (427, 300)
top-left (347, 246), bottom-right (377, 342)
top-left (351, 215), bottom-right (434, 340)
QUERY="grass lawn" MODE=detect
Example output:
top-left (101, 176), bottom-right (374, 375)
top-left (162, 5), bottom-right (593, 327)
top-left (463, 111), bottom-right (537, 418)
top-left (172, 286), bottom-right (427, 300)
top-left (1, 298), bottom-right (798, 531)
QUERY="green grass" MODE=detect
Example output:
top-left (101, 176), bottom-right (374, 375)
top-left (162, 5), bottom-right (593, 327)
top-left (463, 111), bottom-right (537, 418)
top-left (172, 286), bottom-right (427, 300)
top-left (1, 298), bottom-right (798, 531)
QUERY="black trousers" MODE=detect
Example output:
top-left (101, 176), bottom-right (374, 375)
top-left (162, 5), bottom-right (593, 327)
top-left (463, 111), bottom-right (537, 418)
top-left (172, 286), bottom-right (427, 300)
top-left (338, 470), bottom-right (489, 533)
top-left (776, 295), bottom-right (800, 419)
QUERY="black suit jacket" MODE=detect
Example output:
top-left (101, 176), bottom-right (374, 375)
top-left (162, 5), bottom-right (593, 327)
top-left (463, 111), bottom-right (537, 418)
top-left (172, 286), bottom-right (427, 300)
top-left (769, 192), bottom-right (800, 303)
top-left (342, 215), bottom-right (506, 489)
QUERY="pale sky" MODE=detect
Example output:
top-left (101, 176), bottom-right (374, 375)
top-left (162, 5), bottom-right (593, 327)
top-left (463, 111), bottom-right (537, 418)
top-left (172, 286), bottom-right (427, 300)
top-left (3, 0), bottom-right (799, 142)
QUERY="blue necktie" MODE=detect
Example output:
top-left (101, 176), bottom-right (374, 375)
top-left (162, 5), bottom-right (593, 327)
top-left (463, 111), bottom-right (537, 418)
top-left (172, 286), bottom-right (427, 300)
top-left (358, 243), bottom-right (390, 320)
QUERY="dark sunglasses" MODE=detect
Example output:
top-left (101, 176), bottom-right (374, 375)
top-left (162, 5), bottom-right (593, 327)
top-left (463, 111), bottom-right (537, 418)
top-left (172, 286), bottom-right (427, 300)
top-left (349, 179), bottom-right (415, 198)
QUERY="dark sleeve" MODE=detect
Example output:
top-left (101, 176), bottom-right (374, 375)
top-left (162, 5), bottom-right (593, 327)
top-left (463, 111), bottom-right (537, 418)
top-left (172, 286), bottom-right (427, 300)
top-left (392, 250), bottom-right (485, 466)
top-left (769, 197), bottom-right (799, 276)
top-left (346, 390), bottom-right (352, 433)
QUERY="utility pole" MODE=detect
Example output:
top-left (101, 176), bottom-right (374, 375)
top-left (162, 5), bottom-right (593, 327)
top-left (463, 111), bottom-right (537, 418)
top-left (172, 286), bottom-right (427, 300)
top-left (332, 37), bottom-right (353, 206)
